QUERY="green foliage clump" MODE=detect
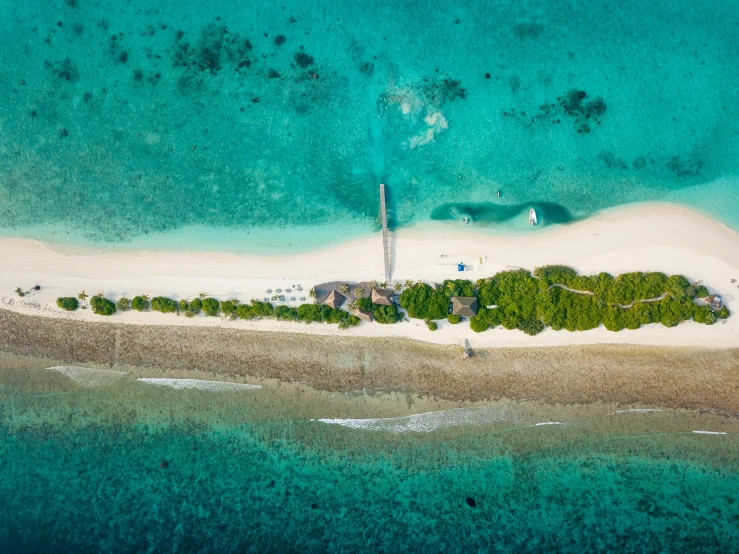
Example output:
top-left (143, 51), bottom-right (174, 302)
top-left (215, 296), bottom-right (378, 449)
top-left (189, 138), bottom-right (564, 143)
top-left (236, 300), bottom-right (274, 319)
top-left (189, 298), bottom-right (202, 314)
top-left (221, 299), bottom-right (239, 316)
top-left (716, 306), bottom-right (730, 319)
top-left (357, 297), bottom-right (401, 324)
top-left (90, 295), bottom-right (116, 316)
top-left (692, 305), bottom-right (717, 325)
top-left (201, 298), bottom-right (220, 316)
top-left (56, 297), bottom-right (79, 311)
top-left (117, 298), bottom-right (131, 311)
top-left (426, 320), bottom-right (437, 331)
top-left (470, 313), bottom-right (491, 333)
top-left (447, 314), bottom-right (461, 324)
top-left (295, 303), bottom-right (360, 328)
top-left (694, 285), bottom-right (709, 298)
top-left (151, 296), bottom-right (178, 313)
top-left (399, 279), bottom-right (474, 321)
top-left (477, 270), bottom-right (540, 333)
top-left (274, 305), bottom-right (298, 321)
top-left (179, 299), bottom-right (189, 312)
top-left (131, 296), bottom-right (150, 312)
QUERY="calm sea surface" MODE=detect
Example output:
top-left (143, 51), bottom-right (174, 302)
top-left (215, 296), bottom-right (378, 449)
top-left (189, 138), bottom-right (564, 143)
top-left (1, 367), bottom-right (739, 552)
top-left (0, 0), bottom-right (738, 252)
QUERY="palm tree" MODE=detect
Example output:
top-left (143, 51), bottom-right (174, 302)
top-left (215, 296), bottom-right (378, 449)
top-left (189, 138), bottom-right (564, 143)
top-left (394, 282), bottom-right (402, 291)
top-left (198, 292), bottom-right (207, 299)
top-left (77, 290), bottom-right (88, 301)
top-left (339, 283), bottom-right (350, 294)
top-left (96, 291), bottom-right (106, 298)
top-left (368, 280), bottom-right (378, 290)
top-left (354, 286), bottom-right (365, 299)
top-left (141, 294), bottom-right (150, 301)
top-left (308, 287), bottom-right (316, 298)
top-left (347, 301), bottom-right (357, 312)
top-left (403, 279), bottom-right (413, 290)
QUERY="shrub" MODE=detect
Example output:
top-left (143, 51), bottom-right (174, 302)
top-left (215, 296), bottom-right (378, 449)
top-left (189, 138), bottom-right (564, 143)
top-left (470, 315), bottom-right (490, 333)
top-left (447, 314), bottom-right (461, 324)
top-left (90, 295), bottom-right (116, 316)
top-left (716, 306), bottom-right (730, 319)
top-left (221, 299), bottom-right (239, 316)
top-left (694, 285), bottom-right (709, 298)
top-left (201, 298), bottom-right (220, 316)
top-left (151, 296), bottom-right (178, 313)
top-left (56, 297), bottom-right (79, 311)
top-left (189, 297), bottom-right (202, 314)
top-left (131, 296), bottom-right (150, 311)
top-left (274, 305), bottom-right (298, 321)
top-left (426, 320), bottom-right (437, 331)
top-left (184, 311), bottom-right (195, 318)
top-left (116, 298), bottom-right (131, 311)
top-left (357, 297), bottom-right (400, 324)
top-left (179, 299), bottom-right (190, 312)
top-left (692, 305), bottom-right (717, 325)
top-left (236, 300), bottom-right (274, 319)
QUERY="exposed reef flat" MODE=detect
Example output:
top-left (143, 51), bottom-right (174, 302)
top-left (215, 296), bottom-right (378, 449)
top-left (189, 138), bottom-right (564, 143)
top-left (1, 308), bottom-right (737, 411)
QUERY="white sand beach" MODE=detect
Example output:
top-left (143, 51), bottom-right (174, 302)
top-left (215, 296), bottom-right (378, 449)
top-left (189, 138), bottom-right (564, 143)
top-left (1, 202), bottom-right (738, 348)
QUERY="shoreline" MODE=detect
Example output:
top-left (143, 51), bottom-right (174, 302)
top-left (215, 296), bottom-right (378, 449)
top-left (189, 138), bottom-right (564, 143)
top-left (1, 202), bottom-right (738, 348)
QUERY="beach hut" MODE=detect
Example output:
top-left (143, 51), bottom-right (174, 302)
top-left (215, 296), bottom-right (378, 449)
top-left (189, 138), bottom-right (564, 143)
top-left (450, 296), bottom-right (478, 317)
top-left (324, 290), bottom-right (346, 309)
top-left (371, 287), bottom-right (394, 306)
top-left (354, 308), bottom-right (375, 323)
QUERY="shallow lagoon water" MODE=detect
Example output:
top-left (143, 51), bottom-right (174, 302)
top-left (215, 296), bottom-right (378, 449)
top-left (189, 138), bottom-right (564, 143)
top-left (1, 367), bottom-right (739, 552)
top-left (0, 0), bottom-right (738, 252)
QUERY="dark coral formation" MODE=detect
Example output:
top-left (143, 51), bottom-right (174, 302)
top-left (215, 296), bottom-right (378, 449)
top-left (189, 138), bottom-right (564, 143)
top-left (172, 25), bottom-right (253, 76)
top-left (46, 58), bottom-right (79, 82)
top-left (513, 23), bottom-right (543, 39)
top-left (598, 151), bottom-right (628, 170)
top-left (667, 155), bottom-right (704, 177)
top-left (422, 76), bottom-right (466, 105)
top-left (294, 52), bottom-right (314, 68)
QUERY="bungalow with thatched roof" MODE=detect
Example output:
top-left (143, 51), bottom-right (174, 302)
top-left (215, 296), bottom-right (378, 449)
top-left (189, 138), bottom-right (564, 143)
top-left (371, 287), bottom-right (394, 306)
top-left (450, 296), bottom-right (478, 317)
top-left (354, 308), bottom-right (374, 323)
top-left (324, 290), bottom-right (346, 309)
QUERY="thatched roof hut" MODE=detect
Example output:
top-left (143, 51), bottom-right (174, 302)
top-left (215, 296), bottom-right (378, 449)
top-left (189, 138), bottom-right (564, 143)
top-left (354, 308), bottom-right (374, 322)
top-left (371, 287), bottom-right (394, 306)
top-left (324, 290), bottom-right (346, 309)
top-left (450, 296), bottom-right (478, 317)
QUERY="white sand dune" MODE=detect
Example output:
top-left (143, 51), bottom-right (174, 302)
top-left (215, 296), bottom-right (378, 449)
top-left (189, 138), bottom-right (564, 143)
top-left (2, 202), bottom-right (738, 348)
top-left (136, 378), bottom-right (262, 391)
top-left (47, 366), bottom-right (127, 388)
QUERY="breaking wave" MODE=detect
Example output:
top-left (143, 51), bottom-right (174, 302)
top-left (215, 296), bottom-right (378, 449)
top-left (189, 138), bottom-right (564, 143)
top-left (137, 378), bottom-right (262, 391)
top-left (46, 366), bottom-right (127, 388)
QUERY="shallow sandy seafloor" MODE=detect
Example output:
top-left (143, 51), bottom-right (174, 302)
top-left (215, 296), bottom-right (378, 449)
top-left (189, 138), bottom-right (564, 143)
top-left (2, 308), bottom-right (737, 413)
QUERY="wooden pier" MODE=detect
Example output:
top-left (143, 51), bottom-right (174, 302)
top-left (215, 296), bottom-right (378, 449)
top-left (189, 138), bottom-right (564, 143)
top-left (379, 183), bottom-right (391, 283)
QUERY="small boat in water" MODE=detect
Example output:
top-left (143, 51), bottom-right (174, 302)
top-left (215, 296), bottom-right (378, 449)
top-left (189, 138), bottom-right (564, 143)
top-left (529, 208), bottom-right (538, 226)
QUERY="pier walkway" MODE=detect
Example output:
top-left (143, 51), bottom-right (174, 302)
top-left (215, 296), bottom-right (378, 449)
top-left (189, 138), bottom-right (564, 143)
top-left (379, 183), bottom-right (391, 283)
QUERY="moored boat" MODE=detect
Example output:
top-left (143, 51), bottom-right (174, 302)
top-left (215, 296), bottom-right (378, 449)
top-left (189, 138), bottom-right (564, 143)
top-left (529, 208), bottom-right (538, 225)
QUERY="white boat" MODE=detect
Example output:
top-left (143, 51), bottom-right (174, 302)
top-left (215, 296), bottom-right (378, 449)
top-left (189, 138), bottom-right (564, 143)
top-left (529, 208), bottom-right (538, 226)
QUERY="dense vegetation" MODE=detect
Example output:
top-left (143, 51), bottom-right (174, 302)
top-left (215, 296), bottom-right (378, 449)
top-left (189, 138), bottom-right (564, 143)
top-left (356, 297), bottom-right (401, 324)
top-left (54, 267), bottom-right (729, 335)
top-left (151, 296), bottom-right (178, 313)
top-left (470, 266), bottom-right (728, 335)
top-left (399, 280), bottom-right (475, 320)
top-left (56, 297), bottom-right (79, 311)
top-left (131, 296), bottom-right (149, 312)
top-left (90, 295), bottom-right (116, 316)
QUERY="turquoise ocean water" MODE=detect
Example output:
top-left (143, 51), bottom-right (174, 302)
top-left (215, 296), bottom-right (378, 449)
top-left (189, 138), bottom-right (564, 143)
top-left (2, 368), bottom-right (739, 552)
top-left (1, 0), bottom-right (738, 253)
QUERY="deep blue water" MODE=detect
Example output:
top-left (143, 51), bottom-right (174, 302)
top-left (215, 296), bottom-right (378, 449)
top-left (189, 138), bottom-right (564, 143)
top-left (0, 0), bottom-right (738, 252)
top-left (1, 371), bottom-right (739, 553)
